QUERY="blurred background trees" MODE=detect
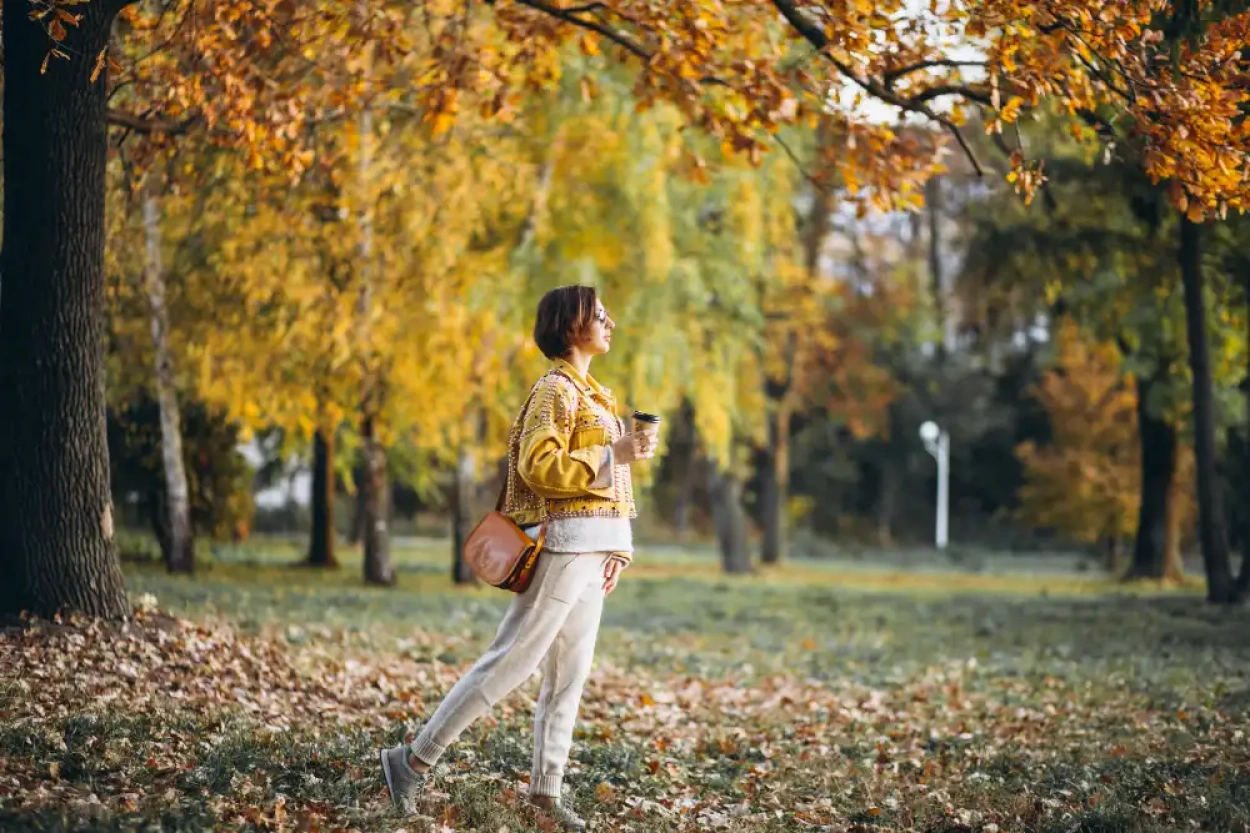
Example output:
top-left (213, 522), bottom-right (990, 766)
top-left (4, 0), bottom-right (1250, 615)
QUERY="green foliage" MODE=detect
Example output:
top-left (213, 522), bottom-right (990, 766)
top-left (107, 393), bottom-right (255, 546)
top-left (960, 140), bottom-right (1248, 438)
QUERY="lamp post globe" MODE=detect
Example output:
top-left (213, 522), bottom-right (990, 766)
top-left (919, 420), bottom-right (939, 443)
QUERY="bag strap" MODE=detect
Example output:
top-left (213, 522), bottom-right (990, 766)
top-left (493, 370), bottom-right (583, 551)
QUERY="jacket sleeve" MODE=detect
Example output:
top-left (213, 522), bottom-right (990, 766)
top-left (517, 377), bottom-right (615, 500)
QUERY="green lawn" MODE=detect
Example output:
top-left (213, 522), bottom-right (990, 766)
top-left (2, 539), bottom-right (1247, 832)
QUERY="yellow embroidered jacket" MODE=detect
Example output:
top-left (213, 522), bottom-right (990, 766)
top-left (501, 359), bottom-right (636, 527)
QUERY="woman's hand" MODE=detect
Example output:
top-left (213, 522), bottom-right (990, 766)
top-left (611, 431), bottom-right (656, 464)
top-left (603, 557), bottom-right (625, 595)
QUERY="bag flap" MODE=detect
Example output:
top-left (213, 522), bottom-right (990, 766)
top-left (464, 512), bottom-right (536, 584)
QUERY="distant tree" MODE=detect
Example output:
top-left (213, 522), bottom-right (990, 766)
top-left (1015, 322), bottom-right (1145, 566)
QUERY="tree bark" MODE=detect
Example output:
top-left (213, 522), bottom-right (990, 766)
top-left (1126, 374), bottom-right (1184, 581)
top-left (759, 408), bottom-right (789, 564)
top-left (1164, 458), bottom-right (1187, 582)
top-left (671, 400), bottom-right (697, 541)
top-left (757, 138), bottom-right (828, 564)
top-left (360, 414), bottom-right (394, 585)
top-left (354, 49), bottom-right (393, 587)
top-left (143, 187), bottom-right (194, 574)
top-left (707, 459), bottom-right (751, 574)
top-left (926, 174), bottom-right (954, 354)
top-left (0, 0), bottom-right (131, 618)
top-left (450, 444), bottom-right (478, 585)
top-left (349, 461), bottom-right (365, 545)
top-left (1179, 216), bottom-right (1236, 602)
top-left (306, 428), bottom-right (338, 567)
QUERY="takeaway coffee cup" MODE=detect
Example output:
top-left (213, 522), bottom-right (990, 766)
top-left (632, 410), bottom-right (661, 439)
top-left (632, 410), bottom-right (661, 458)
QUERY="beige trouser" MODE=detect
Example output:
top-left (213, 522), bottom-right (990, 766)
top-left (410, 552), bottom-right (610, 797)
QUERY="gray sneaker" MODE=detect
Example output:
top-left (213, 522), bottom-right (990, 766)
top-left (530, 794), bottom-right (587, 831)
top-left (379, 744), bottom-right (426, 814)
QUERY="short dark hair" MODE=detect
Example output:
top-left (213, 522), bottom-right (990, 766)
top-left (533, 285), bottom-right (598, 359)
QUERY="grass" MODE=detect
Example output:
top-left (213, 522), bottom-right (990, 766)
top-left (2, 537), bottom-right (1248, 832)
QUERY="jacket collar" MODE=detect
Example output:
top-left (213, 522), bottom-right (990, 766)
top-left (551, 358), bottom-right (612, 402)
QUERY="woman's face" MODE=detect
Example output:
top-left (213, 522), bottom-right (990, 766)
top-left (581, 299), bottom-right (616, 355)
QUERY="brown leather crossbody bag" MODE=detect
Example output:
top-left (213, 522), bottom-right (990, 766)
top-left (462, 487), bottom-right (547, 593)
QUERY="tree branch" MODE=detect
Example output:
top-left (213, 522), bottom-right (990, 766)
top-left (883, 59), bottom-right (987, 88)
top-left (770, 0), bottom-right (986, 176)
top-left (773, 133), bottom-right (834, 193)
top-left (107, 109), bottom-right (201, 134)
top-left (907, 84), bottom-right (993, 108)
top-left (770, 0), bottom-right (830, 51)
top-left (938, 116), bottom-right (984, 176)
top-left (512, 0), bottom-right (650, 60)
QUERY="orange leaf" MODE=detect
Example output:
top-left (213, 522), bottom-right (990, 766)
top-left (48, 18), bottom-right (67, 41)
top-left (90, 47), bottom-right (107, 84)
top-left (430, 110), bottom-right (455, 137)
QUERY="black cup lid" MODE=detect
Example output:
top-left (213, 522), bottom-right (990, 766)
top-left (632, 410), bottom-right (661, 423)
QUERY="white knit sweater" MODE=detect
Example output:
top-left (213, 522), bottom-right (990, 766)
top-left (523, 517), bottom-right (633, 555)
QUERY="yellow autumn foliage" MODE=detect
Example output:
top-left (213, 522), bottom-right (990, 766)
top-left (1016, 320), bottom-right (1140, 545)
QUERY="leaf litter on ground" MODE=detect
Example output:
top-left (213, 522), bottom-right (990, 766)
top-left (2, 568), bottom-right (1250, 832)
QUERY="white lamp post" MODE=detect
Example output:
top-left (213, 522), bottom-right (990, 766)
top-left (919, 420), bottom-right (950, 550)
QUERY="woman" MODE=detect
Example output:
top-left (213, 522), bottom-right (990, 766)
top-left (379, 285), bottom-right (657, 830)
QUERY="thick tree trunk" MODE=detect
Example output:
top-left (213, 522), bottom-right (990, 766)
top-left (759, 409), bottom-right (789, 564)
top-left (450, 444), bottom-right (478, 585)
top-left (1179, 217), bottom-right (1236, 602)
top-left (707, 460), bottom-right (751, 574)
top-left (1126, 375), bottom-right (1183, 581)
top-left (0, 0), bottom-right (131, 618)
top-left (144, 188), bottom-right (194, 575)
top-left (306, 428), bottom-right (338, 567)
top-left (360, 415), bottom-right (394, 585)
